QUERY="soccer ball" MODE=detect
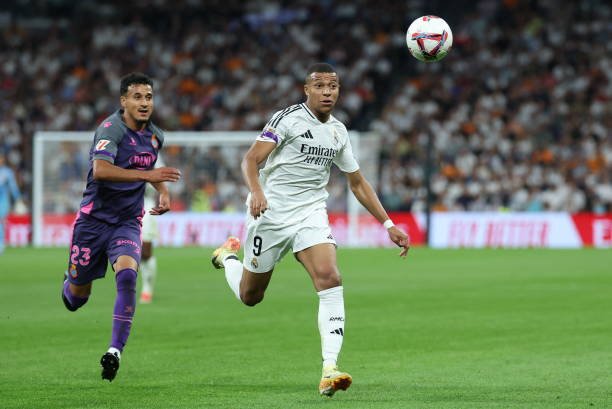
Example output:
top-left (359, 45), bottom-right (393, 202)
top-left (406, 15), bottom-right (453, 62)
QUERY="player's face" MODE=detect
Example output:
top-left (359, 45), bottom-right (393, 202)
top-left (121, 84), bottom-right (154, 125)
top-left (305, 72), bottom-right (340, 118)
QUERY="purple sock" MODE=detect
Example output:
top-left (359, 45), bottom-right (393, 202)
top-left (63, 280), bottom-right (89, 309)
top-left (110, 268), bottom-right (138, 351)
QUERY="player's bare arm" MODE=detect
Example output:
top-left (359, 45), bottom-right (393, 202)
top-left (93, 159), bottom-right (181, 183)
top-left (241, 140), bottom-right (276, 219)
top-left (346, 170), bottom-right (410, 257)
top-left (149, 181), bottom-right (171, 215)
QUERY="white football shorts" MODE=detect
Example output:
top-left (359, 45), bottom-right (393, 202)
top-left (242, 207), bottom-right (336, 273)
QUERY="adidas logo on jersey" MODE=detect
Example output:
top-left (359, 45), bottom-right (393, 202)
top-left (299, 130), bottom-right (314, 139)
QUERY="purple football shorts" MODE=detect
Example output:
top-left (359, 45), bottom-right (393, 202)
top-left (66, 212), bottom-right (142, 285)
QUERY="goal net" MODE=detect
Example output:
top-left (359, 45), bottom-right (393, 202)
top-left (33, 131), bottom-right (388, 247)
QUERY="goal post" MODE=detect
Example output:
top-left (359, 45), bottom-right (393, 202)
top-left (32, 131), bottom-right (377, 247)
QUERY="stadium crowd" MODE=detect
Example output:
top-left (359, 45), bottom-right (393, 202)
top-left (373, 0), bottom-right (611, 213)
top-left (1, 0), bottom-right (610, 214)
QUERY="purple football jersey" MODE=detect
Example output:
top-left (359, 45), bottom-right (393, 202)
top-left (79, 110), bottom-right (164, 224)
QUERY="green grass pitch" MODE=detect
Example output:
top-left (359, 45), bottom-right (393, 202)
top-left (1, 247), bottom-right (610, 408)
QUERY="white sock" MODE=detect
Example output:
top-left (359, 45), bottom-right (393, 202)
top-left (318, 286), bottom-right (345, 368)
top-left (223, 255), bottom-right (243, 301)
top-left (107, 347), bottom-right (121, 360)
top-left (140, 256), bottom-right (157, 295)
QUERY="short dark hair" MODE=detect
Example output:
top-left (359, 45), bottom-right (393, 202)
top-left (305, 63), bottom-right (337, 82)
top-left (120, 72), bottom-right (153, 96)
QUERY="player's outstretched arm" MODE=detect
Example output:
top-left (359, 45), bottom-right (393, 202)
top-left (241, 141), bottom-right (276, 219)
top-left (346, 170), bottom-right (410, 257)
top-left (93, 159), bottom-right (181, 183)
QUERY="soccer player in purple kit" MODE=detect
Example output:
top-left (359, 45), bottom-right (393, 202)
top-left (61, 73), bottom-right (181, 381)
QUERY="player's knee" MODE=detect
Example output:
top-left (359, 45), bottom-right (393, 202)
top-left (114, 255), bottom-right (139, 273)
top-left (240, 289), bottom-right (265, 307)
top-left (315, 270), bottom-right (342, 290)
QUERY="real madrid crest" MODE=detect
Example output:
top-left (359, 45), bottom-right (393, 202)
top-left (332, 129), bottom-right (340, 147)
top-left (151, 134), bottom-right (159, 149)
top-left (251, 257), bottom-right (259, 269)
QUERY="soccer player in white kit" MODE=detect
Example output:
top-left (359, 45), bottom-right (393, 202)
top-left (212, 63), bottom-right (410, 397)
top-left (139, 154), bottom-right (167, 304)
top-left (139, 183), bottom-right (159, 303)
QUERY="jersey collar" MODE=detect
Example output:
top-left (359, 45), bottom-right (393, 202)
top-left (301, 103), bottom-right (335, 124)
top-left (117, 109), bottom-right (153, 133)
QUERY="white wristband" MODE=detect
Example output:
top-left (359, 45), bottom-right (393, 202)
top-left (383, 219), bottom-right (395, 229)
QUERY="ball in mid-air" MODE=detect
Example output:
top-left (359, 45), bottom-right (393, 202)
top-left (406, 15), bottom-right (453, 62)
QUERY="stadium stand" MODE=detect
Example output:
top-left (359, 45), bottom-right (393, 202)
top-left (0, 0), bottom-right (609, 213)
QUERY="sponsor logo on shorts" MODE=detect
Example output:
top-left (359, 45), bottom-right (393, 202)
top-left (69, 263), bottom-right (78, 278)
top-left (116, 239), bottom-right (141, 254)
top-left (251, 257), bottom-right (258, 269)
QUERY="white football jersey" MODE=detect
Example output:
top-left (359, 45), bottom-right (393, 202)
top-left (250, 103), bottom-right (359, 223)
